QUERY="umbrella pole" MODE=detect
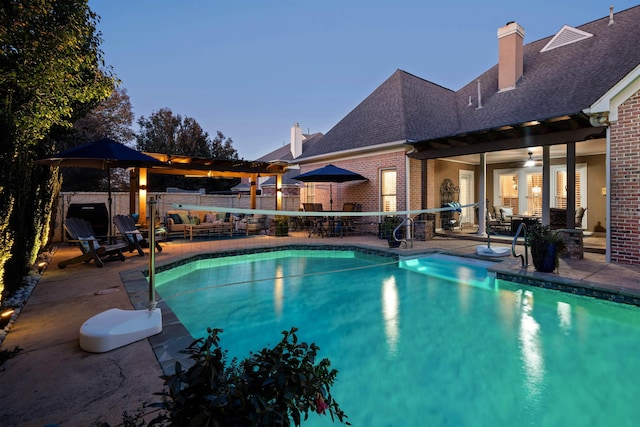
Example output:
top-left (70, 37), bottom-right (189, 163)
top-left (107, 167), bottom-right (113, 239)
top-left (148, 197), bottom-right (157, 311)
top-left (330, 183), bottom-right (333, 211)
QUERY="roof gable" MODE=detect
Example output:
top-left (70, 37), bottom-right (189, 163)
top-left (299, 70), bottom-right (457, 159)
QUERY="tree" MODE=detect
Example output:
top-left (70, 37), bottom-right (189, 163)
top-left (136, 108), bottom-right (240, 192)
top-left (0, 0), bottom-right (114, 298)
top-left (59, 86), bottom-right (135, 191)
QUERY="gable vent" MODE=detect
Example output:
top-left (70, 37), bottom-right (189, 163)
top-left (541, 25), bottom-right (593, 52)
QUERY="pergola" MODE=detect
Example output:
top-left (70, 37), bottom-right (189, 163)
top-left (133, 152), bottom-right (290, 224)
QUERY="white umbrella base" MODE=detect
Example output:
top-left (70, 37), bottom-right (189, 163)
top-left (79, 308), bottom-right (162, 353)
top-left (476, 245), bottom-right (511, 257)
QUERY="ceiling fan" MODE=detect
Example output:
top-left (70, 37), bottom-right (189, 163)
top-left (510, 151), bottom-right (542, 168)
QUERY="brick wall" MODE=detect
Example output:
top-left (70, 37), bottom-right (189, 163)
top-left (298, 150), bottom-right (409, 213)
top-left (610, 88), bottom-right (640, 264)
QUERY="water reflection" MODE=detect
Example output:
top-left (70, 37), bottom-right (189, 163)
top-left (516, 290), bottom-right (545, 401)
top-left (382, 276), bottom-right (399, 356)
top-left (557, 301), bottom-right (572, 334)
top-left (274, 264), bottom-right (284, 316)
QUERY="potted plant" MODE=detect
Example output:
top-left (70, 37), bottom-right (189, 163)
top-left (382, 216), bottom-right (404, 248)
top-left (526, 224), bottom-right (567, 272)
top-left (273, 215), bottom-right (289, 237)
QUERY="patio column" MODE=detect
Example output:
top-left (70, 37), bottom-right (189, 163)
top-left (566, 142), bottom-right (576, 228)
top-left (477, 153), bottom-right (487, 236)
top-left (276, 174), bottom-right (283, 210)
top-left (542, 147), bottom-right (550, 225)
top-left (250, 174), bottom-right (257, 209)
top-left (138, 167), bottom-right (148, 226)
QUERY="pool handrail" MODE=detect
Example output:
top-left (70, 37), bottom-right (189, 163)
top-left (512, 222), bottom-right (529, 267)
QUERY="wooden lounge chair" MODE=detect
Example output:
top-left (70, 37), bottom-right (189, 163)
top-left (113, 214), bottom-right (162, 256)
top-left (59, 217), bottom-right (126, 269)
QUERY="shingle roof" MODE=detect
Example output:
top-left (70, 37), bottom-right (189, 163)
top-left (257, 132), bottom-right (323, 162)
top-left (298, 70), bottom-right (457, 159)
top-left (296, 5), bottom-right (640, 158)
top-left (450, 5), bottom-right (640, 137)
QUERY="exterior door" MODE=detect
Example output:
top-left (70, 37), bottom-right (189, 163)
top-left (459, 170), bottom-right (474, 225)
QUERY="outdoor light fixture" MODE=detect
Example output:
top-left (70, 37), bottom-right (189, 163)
top-left (0, 309), bottom-right (15, 328)
top-left (524, 152), bottom-right (536, 167)
top-left (37, 261), bottom-right (46, 274)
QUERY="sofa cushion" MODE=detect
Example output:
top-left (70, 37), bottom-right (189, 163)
top-left (177, 212), bottom-right (190, 225)
top-left (168, 213), bottom-right (182, 224)
top-left (499, 207), bottom-right (513, 219)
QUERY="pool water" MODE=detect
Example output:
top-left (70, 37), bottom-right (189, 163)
top-left (155, 250), bottom-right (640, 426)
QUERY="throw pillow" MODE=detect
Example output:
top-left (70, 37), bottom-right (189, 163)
top-left (177, 212), bottom-right (190, 225)
top-left (79, 236), bottom-right (100, 252)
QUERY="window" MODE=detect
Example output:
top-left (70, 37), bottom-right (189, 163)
top-left (380, 169), bottom-right (397, 212)
top-left (551, 166), bottom-right (585, 211)
top-left (497, 172), bottom-right (520, 214)
top-left (305, 182), bottom-right (316, 203)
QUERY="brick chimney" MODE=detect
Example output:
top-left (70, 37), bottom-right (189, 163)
top-left (497, 21), bottom-right (525, 91)
top-left (290, 122), bottom-right (303, 158)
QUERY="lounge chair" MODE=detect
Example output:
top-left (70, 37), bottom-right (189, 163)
top-left (113, 214), bottom-right (162, 256)
top-left (237, 214), bottom-right (268, 235)
top-left (59, 217), bottom-right (126, 269)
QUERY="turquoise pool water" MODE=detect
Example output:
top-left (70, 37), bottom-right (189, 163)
top-left (155, 250), bottom-right (640, 426)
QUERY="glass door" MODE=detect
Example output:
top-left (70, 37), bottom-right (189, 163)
top-left (497, 172), bottom-right (520, 215)
top-left (526, 173), bottom-right (543, 216)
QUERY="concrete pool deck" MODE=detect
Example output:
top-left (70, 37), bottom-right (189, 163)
top-left (1, 232), bottom-right (640, 426)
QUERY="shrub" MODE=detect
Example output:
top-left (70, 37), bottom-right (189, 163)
top-left (136, 327), bottom-right (349, 426)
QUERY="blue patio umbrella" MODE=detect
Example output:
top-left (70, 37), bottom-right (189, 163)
top-left (37, 138), bottom-right (165, 236)
top-left (291, 164), bottom-right (367, 210)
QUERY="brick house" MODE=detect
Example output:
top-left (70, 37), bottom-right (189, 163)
top-left (260, 5), bottom-right (640, 264)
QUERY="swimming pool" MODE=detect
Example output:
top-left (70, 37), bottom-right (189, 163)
top-left (155, 249), bottom-right (640, 426)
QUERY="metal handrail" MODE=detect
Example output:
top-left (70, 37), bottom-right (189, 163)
top-left (512, 222), bottom-right (529, 267)
top-left (394, 217), bottom-right (414, 248)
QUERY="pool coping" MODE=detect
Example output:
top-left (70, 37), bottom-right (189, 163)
top-left (120, 243), bottom-right (640, 374)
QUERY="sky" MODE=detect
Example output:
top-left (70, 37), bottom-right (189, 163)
top-left (89, 0), bottom-right (638, 159)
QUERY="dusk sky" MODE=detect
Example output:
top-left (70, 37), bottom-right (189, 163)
top-left (89, 1), bottom-right (637, 159)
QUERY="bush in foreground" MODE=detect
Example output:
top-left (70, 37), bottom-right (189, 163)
top-left (117, 327), bottom-right (349, 426)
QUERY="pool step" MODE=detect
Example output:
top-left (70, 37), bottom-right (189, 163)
top-left (399, 254), bottom-right (497, 291)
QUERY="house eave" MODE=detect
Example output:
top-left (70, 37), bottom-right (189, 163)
top-left (408, 114), bottom-right (604, 160)
top-left (586, 64), bottom-right (640, 122)
top-left (295, 140), bottom-right (412, 164)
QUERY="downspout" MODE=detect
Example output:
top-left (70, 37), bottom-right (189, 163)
top-left (406, 147), bottom-right (414, 240)
top-left (606, 126), bottom-right (611, 262)
top-left (406, 147), bottom-right (414, 217)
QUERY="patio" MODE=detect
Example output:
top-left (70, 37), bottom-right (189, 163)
top-left (0, 231), bottom-right (637, 425)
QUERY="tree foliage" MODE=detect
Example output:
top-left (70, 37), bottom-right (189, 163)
top-left (136, 108), bottom-right (240, 192)
top-left (0, 0), bottom-right (114, 298)
top-left (136, 108), bottom-right (238, 160)
top-left (58, 86), bottom-right (135, 192)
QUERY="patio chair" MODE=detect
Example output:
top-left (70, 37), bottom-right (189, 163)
top-left (303, 203), bottom-right (326, 238)
top-left (59, 217), bottom-right (126, 269)
top-left (113, 214), bottom-right (162, 256)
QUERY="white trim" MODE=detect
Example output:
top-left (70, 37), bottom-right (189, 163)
top-left (550, 163), bottom-right (588, 229)
top-left (295, 140), bottom-right (410, 164)
top-left (458, 170), bottom-right (474, 224)
top-left (586, 64), bottom-right (640, 121)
